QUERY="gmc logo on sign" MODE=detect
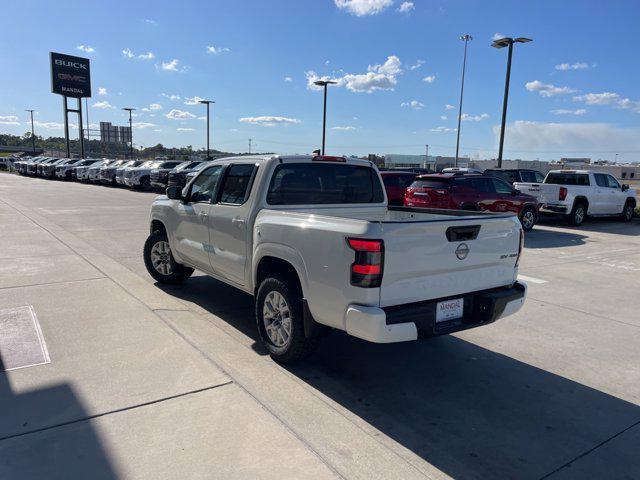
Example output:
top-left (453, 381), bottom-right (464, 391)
top-left (58, 73), bottom-right (86, 83)
top-left (54, 59), bottom-right (88, 70)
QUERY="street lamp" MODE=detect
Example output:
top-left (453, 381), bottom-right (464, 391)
top-left (25, 109), bottom-right (36, 153)
top-left (492, 36), bottom-right (532, 167)
top-left (455, 34), bottom-right (473, 167)
top-left (313, 80), bottom-right (337, 155)
top-left (199, 100), bottom-right (215, 159)
top-left (122, 108), bottom-right (135, 158)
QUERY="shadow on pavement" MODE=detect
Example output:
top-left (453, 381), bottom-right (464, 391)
top-left (537, 215), bottom-right (640, 236)
top-left (161, 275), bottom-right (640, 479)
top-left (0, 355), bottom-right (118, 479)
top-left (524, 228), bottom-right (587, 249)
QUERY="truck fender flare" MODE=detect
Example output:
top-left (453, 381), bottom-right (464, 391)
top-left (252, 243), bottom-right (310, 297)
top-left (572, 196), bottom-right (589, 213)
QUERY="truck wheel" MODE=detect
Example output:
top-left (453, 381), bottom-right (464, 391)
top-left (568, 202), bottom-right (586, 226)
top-left (520, 207), bottom-right (537, 232)
top-left (256, 277), bottom-right (318, 364)
top-left (143, 231), bottom-right (193, 284)
top-left (621, 201), bottom-right (635, 222)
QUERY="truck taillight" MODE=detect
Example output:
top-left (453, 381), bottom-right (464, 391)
top-left (347, 238), bottom-right (384, 288)
top-left (515, 228), bottom-right (524, 268)
top-left (559, 187), bottom-right (568, 201)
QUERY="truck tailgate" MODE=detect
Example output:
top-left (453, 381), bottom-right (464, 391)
top-left (514, 182), bottom-right (559, 205)
top-left (380, 215), bottom-right (521, 307)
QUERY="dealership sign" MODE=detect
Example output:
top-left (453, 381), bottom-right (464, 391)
top-left (50, 52), bottom-right (91, 98)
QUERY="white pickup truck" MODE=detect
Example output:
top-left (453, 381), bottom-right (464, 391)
top-left (514, 170), bottom-right (636, 226)
top-left (144, 155), bottom-right (527, 362)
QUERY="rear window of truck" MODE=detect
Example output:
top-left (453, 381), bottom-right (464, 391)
top-left (545, 173), bottom-right (590, 186)
top-left (267, 163), bottom-right (385, 205)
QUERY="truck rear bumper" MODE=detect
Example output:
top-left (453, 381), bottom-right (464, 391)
top-left (345, 282), bottom-right (526, 343)
top-left (540, 203), bottom-right (568, 214)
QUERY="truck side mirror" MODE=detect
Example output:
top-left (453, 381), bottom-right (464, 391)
top-left (622, 184), bottom-right (629, 191)
top-left (166, 185), bottom-right (183, 200)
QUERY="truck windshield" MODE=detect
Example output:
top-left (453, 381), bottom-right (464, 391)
top-left (545, 173), bottom-right (590, 186)
top-left (266, 163), bottom-right (385, 205)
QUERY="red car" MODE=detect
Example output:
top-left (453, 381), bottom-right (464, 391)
top-left (380, 171), bottom-right (417, 206)
top-left (404, 173), bottom-right (539, 231)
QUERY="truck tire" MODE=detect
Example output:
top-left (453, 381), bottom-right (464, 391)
top-left (143, 231), bottom-right (194, 284)
top-left (519, 206), bottom-right (537, 232)
top-left (256, 276), bottom-right (318, 364)
top-left (567, 201), bottom-right (586, 226)
top-left (621, 200), bottom-right (635, 222)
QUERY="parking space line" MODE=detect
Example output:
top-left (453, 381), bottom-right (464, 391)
top-left (518, 274), bottom-right (548, 284)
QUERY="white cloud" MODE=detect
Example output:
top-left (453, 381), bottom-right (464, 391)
top-left (239, 116), bottom-right (301, 127)
top-left (444, 104), bottom-right (456, 110)
top-left (423, 75), bottom-right (436, 83)
top-left (177, 127), bottom-right (195, 132)
top-left (397, 1), bottom-right (414, 13)
top-left (0, 115), bottom-right (20, 125)
top-left (461, 113), bottom-right (489, 121)
top-left (551, 109), bottom-right (587, 116)
top-left (305, 55), bottom-right (402, 94)
top-left (334, 0), bottom-right (393, 16)
top-left (495, 120), bottom-right (640, 153)
top-left (133, 122), bottom-right (157, 129)
top-left (332, 126), bottom-right (357, 131)
top-left (409, 60), bottom-right (424, 70)
top-left (161, 59), bottom-right (180, 71)
top-left (34, 121), bottom-right (74, 130)
top-left (431, 126), bottom-right (457, 133)
top-left (148, 103), bottom-right (162, 111)
top-left (93, 101), bottom-right (115, 109)
top-left (76, 45), bottom-right (94, 53)
top-left (401, 100), bottom-right (424, 110)
top-left (184, 96), bottom-right (205, 105)
top-left (525, 80), bottom-right (577, 97)
top-left (284, 76), bottom-right (293, 82)
top-left (555, 62), bottom-right (589, 71)
top-left (206, 45), bottom-right (230, 54)
top-left (161, 93), bottom-right (180, 101)
top-left (165, 109), bottom-right (196, 120)
top-left (573, 92), bottom-right (640, 112)
top-left (123, 47), bottom-right (155, 60)
top-left (98, 87), bottom-right (107, 96)
top-left (440, 115), bottom-right (447, 120)
top-left (144, 19), bottom-right (157, 25)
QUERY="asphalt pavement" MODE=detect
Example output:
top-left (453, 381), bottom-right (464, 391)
top-left (1, 173), bottom-right (639, 480)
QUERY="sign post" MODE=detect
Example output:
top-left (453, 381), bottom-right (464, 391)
top-left (50, 52), bottom-right (91, 158)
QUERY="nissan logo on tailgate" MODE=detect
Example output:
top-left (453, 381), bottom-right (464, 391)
top-left (455, 243), bottom-right (469, 260)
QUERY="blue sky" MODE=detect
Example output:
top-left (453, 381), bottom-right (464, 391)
top-left (1, 0), bottom-right (639, 161)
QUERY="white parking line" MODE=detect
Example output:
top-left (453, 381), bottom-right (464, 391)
top-left (518, 274), bottom-right (548, 284)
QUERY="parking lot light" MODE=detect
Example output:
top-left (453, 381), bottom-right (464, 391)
top-left (122, 108), bottom-right (136, 158)
top-left (25, 109), bottom-right (36, 153)
top-left (492, 36), bottom-right (533, 167)
top-left (455, 34), bottom-right (473, 167)
top-left (199, 100), bottom-right (215, 159)
top-left (313, 80), bottom-right (337, 155)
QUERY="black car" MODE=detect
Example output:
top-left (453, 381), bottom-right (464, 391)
top-left (167, 161), bottom-right (208, 188)
top-left (149, 161), bottom-right (187, 190)
top-left (484, 168), bottom-right (546, 185)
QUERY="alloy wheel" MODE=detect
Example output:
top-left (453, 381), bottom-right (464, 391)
top-left (262, 291), bottom-right (292, 348)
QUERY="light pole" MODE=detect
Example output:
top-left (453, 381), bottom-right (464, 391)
top-left (455, 34), bottom-right (472, 167)
top-left (122, 108), bottom-right (135, 158)
top-left (199, 100), bottom-right (215, 159)
top-left (25, 109), bottom-right (36, 153)
top-left (492, 36), bottom-right (532, 167)
top-left (313, 80), bottom-right (337, 155)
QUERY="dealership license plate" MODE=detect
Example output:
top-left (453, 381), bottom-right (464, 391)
top-left (436, 298), bottom-right (464, 323)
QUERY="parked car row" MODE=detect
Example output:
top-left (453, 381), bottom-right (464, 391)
top-left (380, 167), bottom-right (636, 230)
top-left (12, 155), bottom-right (211, 191)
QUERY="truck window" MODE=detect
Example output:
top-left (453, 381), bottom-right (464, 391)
top-left (267, 163), bottom-right (385, 205)
top-left (491, 178), bottom-right (514, 194)
top-left (189, 165), bottom-right (223, 203)
top-left (519, 170), bottom-right (543, 183)
top-left (594, 173), bottom-right (608, 187)
top-left (545, 173), bottom-right (590, 186)
top-left (605, 175), bottom-right (620, 189)
top-left (219, 164), bottom-right (256, 205)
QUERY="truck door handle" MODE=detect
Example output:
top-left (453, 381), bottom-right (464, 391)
top-left (232, 217), bottom-right (245, 227)
top-left (198, 211), bottom-right (208, 221)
